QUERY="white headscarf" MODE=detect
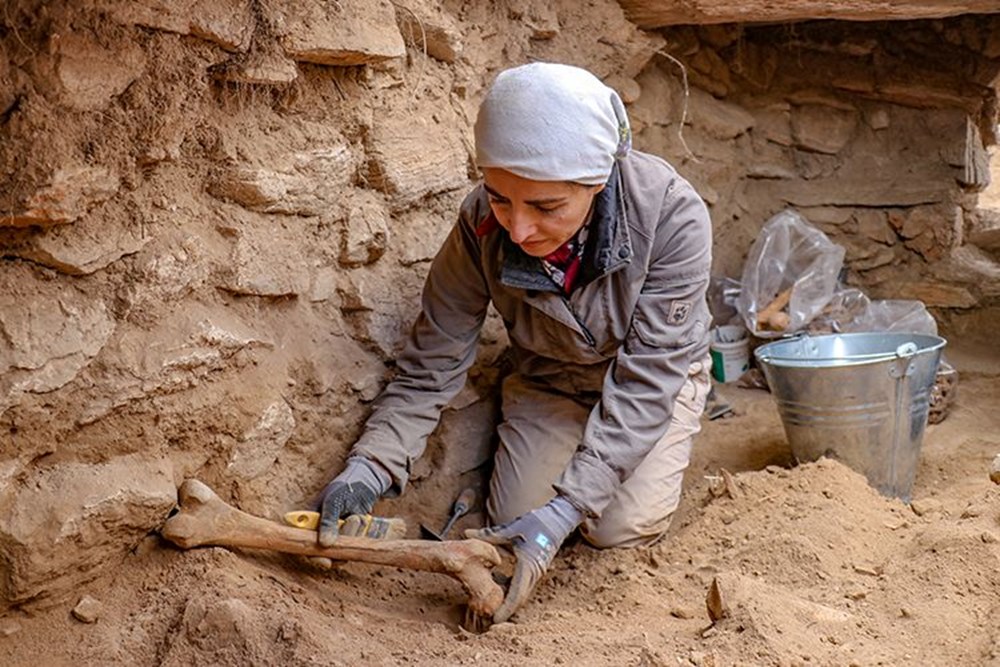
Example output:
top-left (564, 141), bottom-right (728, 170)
top-left (474, 62), bottom-right (632, 186)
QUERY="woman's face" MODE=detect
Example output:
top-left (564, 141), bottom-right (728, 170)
top-left (482, 168), bottom-right (605, 257)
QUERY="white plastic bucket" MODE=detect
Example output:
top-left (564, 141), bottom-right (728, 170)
top-left (710, 325), bottom-right (749, 383)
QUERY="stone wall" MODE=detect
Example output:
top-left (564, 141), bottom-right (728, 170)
top-left (0, 1), bottom-right (997, 609)
top-left (629, 17), bottom-right (1000, 309)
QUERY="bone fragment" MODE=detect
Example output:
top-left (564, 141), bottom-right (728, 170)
top-left (161, 479), bottom-right (504, 620)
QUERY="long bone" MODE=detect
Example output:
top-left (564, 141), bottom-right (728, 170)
top-left (161, 479), bottom-right (504, 627)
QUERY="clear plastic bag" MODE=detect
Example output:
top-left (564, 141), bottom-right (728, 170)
top-left (736, 209), bottom-right (845, 338)
top-left (707, 275), bottom-right (742, 327)
top-left (844, 299), bottom-right (938, 335)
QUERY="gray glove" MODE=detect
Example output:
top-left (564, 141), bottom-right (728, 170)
top-left (317, 457), bottom-right (392, 547)
top-left (465, 495), bottom-right (583, 622)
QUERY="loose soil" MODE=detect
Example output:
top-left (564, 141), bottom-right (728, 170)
top-left (1, 340), bottom-right (998, 667)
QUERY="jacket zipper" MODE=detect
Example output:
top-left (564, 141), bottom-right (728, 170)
top-left (562, 296), bottom-right (596, 347)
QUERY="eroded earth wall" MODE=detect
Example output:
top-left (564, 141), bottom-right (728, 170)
top-left (0, 1), bottom-right (997, 609)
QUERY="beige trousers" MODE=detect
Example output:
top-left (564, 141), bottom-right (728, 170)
top-left (486, 357), bottom-right (711, 548)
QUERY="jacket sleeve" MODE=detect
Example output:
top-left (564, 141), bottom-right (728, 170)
top-left (351, 199), bottom-right (491, 493)
top-left (554, 179), bottom-right (712, 517)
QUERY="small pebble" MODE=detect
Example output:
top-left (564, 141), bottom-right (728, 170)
top-left (989, 454), bottom-right (1000, 485)
top-left (72, 596), bottom-right (103, 624)
top-left (488, 622), bottom-right (516, 634)
top-left (0, 620), bottom-right (21, 637)
top-left (910, 498), bottom-right (942, 516)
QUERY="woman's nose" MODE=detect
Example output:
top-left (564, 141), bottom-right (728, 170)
top-left (506, 209), bottom-right (535, 244)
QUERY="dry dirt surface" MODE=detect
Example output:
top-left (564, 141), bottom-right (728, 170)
top-left (0, 341), bottom-right (998, 667)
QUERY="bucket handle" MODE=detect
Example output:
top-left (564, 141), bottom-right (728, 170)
top-left (889, 342), bottom-right (919, 378)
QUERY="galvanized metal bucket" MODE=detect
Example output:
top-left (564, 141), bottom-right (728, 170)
top-left (755, 332), bottom-right (947, 501)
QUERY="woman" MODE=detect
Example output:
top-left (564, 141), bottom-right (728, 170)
top-left (317, 62), bottom-right (713, 622)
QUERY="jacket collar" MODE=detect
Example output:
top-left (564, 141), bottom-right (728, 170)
top-left (495, 164), bottom-right (632, 293)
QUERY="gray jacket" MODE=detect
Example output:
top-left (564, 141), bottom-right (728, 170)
top-left (353, 150), bottom-right (712, 517)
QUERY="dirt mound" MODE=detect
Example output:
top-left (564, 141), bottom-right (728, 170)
top-left (2, 376), bottom-right (999, 665)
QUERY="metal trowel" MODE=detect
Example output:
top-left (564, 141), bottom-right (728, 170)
top-left (420, 487), bottom-right (477, 541)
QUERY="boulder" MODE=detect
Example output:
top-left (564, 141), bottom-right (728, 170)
top-left (0, 456), bottom-right (175, 606)
top-left (274, 0), bottom-right (405, 66)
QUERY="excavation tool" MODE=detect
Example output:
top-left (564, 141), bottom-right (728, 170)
top-left (161, 479), bottom-right (503, 631)
top-left (420, 487), bottom-right (477, 541)
top-left (284, 510), bottom-right (407, 539)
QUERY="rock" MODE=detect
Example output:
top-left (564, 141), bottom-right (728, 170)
top-left (910, 497), bottom-right (943, 516)
top-left (968, 209), bottom-right (1000, 251)
top-left (618, 0), bottom-right (1000, 28)
top-left (336, 266), bottom-right (424, 356)
top-left (340, 191), bottom-right (390, 267)
top-left (392, 206), bottom-right (456, 266)
top-left (866, 108), bottom-right (891, 130)
top-left (690, 88), bottom-right (755, 140)
top-left (753, 104), bottom-right (793, 147)
top-left (395, 0), bottom-right (464, 63)
top-left (77, 305), bottom-right (272, 425)
top-left (366, 108), bottom-right (469, 208)
top-left (688, 48), bottom-right (731, 96)
top-left (757, 177), bottom-right (949, 208)
top-left (0, 272), bottom-right (115, 416)
top-left (42, 34), bottom-right (146, 111)
top-left (212, 50), bottom-right (299, 85)
top-left (218, 216), bottom-right (311, 297)
top-left (14, 204), bottom-right (149, 275)
top-left (989, 454), bottom-right (1000, 485)
top-left (888, 205), bottom-right (962, 262)
top-left (228, 399), bottom-right (296, 478)
top-left (3, 165), bottom-right (120, 228)
top-left (209, 143), bottom-right (358, 217)
top-left (275, 0), bottom-right (406, 66)
top-left (931, 245), bottom-right (1000, 297)
top-left (102, 0), bottom-right (255, 52)
top-left (0, 619), bottom-right (20, 636)
top-left (893, 281), bottom-right (977, 308)
top-left (855, 209), bottom-right (896, 244)
top-left (72, 595), bottom-right (103, 623)
top-left (791, 104), bottom-right (858, 154)
top-left (605, 75), bottom-right (642, 105)
top-left (0, 456), bottom-right (175, 605)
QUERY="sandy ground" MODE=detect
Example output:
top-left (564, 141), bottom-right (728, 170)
top-left (1, 337), bottom-right (998, 667)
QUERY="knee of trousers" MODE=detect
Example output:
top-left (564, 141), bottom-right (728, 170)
top-left (581, 509), bottom-right (676, 549)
